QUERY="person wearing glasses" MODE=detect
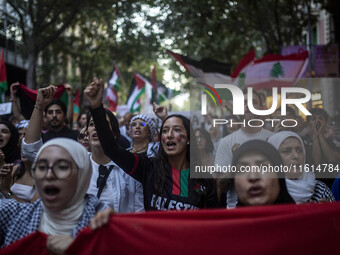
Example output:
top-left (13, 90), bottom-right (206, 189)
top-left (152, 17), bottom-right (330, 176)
top-left (129, 114), bottom-right (158, 157)
top-left (77, 127), bottom-right (91, 152)
top-left (0, 138), bottom-right (106, 253)
top-left (84, 78), bottom-right (218, 211)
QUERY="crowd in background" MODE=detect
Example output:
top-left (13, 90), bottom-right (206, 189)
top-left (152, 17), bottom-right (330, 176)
top-left (0, 79), bottom-right (339, 252)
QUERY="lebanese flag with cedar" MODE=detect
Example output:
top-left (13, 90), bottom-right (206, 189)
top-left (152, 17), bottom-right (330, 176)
top-left (106, 66), bottom-right (120, 112)
top-left (232, 49), bottom-right (309, 89)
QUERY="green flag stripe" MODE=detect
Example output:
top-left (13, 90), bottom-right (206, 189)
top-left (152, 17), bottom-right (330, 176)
top-left (59, 91), bottom-right (69, 108)
top-left (114, 81), bottom-right (119, 91)
top-left (180, 169), bottom-right (189, 197)
top-left (0, 81), bottom-right (8, 92)
top-left (130, 87), bottom-right (145, 112)
top-left (73, 105), bottom-right (79, 114)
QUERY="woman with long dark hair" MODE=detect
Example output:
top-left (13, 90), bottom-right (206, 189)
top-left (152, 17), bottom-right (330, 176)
top-left (0, 119), bottom-right (20, 165)
top-left (194, 128), bottom-right (214, 167)
top-left (0, 119), bottom-right (31, 201)
top-left (84, 78), bottom-right (218, 210)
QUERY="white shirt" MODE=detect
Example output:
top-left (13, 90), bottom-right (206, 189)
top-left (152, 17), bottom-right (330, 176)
top-left (87, 154), bottom-right (144, 213)
top-left (22, 138), bottom-right (43, 163)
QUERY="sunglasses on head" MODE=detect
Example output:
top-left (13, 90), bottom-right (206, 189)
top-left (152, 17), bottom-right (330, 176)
top-left (131, 121), bottom-right (147, 127)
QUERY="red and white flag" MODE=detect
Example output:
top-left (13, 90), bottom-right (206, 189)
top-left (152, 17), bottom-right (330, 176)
top-left (126, 73), bottom-right (153, 113)
top-left (106, 66), bottom-right (120, 112)
top-left (232, 49), bottom-right (309, 89)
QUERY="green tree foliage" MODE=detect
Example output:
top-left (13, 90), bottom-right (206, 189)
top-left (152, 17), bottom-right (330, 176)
top-left (37, 1), bottom-right (165, 107)
top-left (7, 0), bottom-right (319, 96)
top-left (7, 0), bottom-right (116, 89)
top-left (145, 0), bottom-right (317, 85)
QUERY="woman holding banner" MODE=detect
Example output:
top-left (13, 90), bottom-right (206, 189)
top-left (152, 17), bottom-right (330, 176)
top-left (0, 138), bottom-right (106, 253)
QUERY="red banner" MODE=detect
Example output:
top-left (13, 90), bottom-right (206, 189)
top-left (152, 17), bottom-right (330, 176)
top-left (1, 202), bottom-right (340, 255)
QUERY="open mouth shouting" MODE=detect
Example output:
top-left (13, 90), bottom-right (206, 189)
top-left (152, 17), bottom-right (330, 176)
top-left (43, 185), bottom-right (61, 202)
top-left (248, 185), bottom-right (264, 196)
top-left (166, 141), bottom-right (177, 151)
top-left (134, 130), bottom-right (142, 135)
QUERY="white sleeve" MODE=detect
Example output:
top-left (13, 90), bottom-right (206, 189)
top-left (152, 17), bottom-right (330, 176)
top-left (214, 136), bottom-right (239, 208)
top-left (134, 180), bottom-right (145, 212)
top-left (22, 137), bottom-right (43, 162)
top-left (214, 137), bottom-right (233, 177)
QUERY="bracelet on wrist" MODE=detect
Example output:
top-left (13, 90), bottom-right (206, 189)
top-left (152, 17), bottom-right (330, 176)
top-left (34, 105), bottom-right (43, 111)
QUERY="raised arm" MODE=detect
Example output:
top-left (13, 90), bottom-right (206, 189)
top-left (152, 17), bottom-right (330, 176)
top-left (84, 78), bottom-right (146, 182)
top-left (10, 82), bottom-right (25, 121)
top-left (153, 102), bottom-right (168, 122)
top-left (25, 85), bottom-right (57, 143)
top-left (64, 84), bottom-right (74, 126)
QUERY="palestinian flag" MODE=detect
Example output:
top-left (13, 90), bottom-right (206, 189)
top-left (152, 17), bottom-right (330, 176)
top-left (157, 82), bottom-right (180, 104)
top-left (171, 167), bottom-right (189, 197)
top-left (106, 66), bottom-right (120, 112)
top-left (232, 50), bottom-right (309, 89)
top-left (168, 50), bottom-right (232, 85)
top-left (126, 73), bottom-right (152, 113)
top-left (0, 49), bottom-right (8, 103)
top-left (16, 84), bottom-right (67, 120)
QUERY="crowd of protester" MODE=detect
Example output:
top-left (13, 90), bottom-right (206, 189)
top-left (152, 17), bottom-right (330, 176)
top-left (0, 79), bottom-right (339, 253)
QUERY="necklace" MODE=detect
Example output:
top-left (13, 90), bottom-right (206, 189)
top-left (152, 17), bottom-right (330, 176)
top-left (131, 144), bottom-right (148, 154)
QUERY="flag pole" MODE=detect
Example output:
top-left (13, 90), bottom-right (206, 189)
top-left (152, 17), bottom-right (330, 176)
top-left (151, 65), bottom-right (158, 103)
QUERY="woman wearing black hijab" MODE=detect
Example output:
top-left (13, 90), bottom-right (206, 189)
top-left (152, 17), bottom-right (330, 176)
top-left (232, 140), bottom-right (294, 206)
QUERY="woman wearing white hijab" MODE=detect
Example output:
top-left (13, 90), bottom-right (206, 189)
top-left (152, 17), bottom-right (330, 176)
top-left (268, 131), bottom-right (334, 203)
top-left (0, 138), bottom-right (105, 253)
